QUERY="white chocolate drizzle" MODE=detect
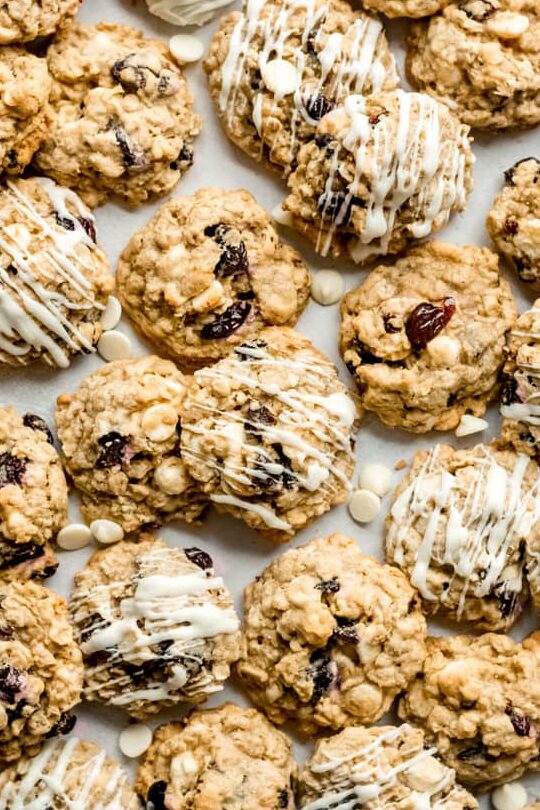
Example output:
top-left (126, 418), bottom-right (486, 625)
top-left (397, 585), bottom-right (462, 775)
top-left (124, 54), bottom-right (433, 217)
top-left (0, 177), bottom-right (105, 368)
top-left (70, 546), bottom-right (239, 707)
top-left (501, 305), bottom-right (540, 425)
top-left (0, 738), bottom-right (131, 810)
top-left (386, 445), bottom-right (540, 618)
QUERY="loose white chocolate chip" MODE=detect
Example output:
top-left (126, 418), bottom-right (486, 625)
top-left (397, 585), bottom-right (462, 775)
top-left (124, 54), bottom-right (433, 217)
top-left (487, 12), bottom-right (530, 39)
top-left (90, 519), bottom-right (125, 545)
top-left (455, 414), bottom-right (489, 438)
top-left (261, 59), bottom-right (298, 95)
top-left (100, 296), bottom-right (122, 331)
top-left (359, 463), bottom-right (393, 497)
top-left (169, 34), bottom-right (205, 63)
top-left (154, 458), bottom-right (190, 495)
top-left (491, 782), bottom-right (528, 810)
top-left (271, 204), bottom-right (294, 227)
top-left (426, 334), bottom-right (460, 366)
top-left (141, 404), bottom-right (178, 442)
top-left (56, 523), bottom-right (92, 551)
top-left (311, 270), bottom-right (345, 306)
top-left (348, 489), bottom-right (381, 523)
top-left (97, 330), bottom-right (132, 362)
top-left (119, 724), bottom-right (153, 759)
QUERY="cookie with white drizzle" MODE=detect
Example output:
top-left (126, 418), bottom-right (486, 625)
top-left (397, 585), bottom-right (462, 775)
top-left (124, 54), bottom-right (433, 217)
top-left (181, 327), bottom-right (359, 542)
top-left (204, 0), bottom-right (398, 176)
top-left (135, 703), bottom-right (297, 809)
top-left (34, 21), bottom-right (201, 209)
top-left (360, 0), bottom-right (451, 18)
top-left (299, 724), bottom-right (477, 809)
top-left (0, 0), bottom-right (81, 43)
top-left (399, 631), bottom-right (540, 789)
top-left (70, 535), bottom-right (240, 719)
top-left (0, 176), bottom-right (112, 368)
top-left (0, 737), bottom-right (139, 809)
top-left (283, 90), bottom-right (474, 261)
top-left (236, 534), bottom-right (427, 734)
top-left (386, 443), bottom-right (540, 631)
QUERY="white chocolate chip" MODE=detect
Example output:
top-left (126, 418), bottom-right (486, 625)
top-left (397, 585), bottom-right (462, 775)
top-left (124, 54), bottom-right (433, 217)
top-left (455, 414), bottom-right (489, 438)
top-left (426, 334), bottom-right (461, 366)
top-left (154, 458), bottom-right (190, 495)
top-left (271, 204), bottom-right (294, 227)
top-left (348, 489), bottom-right (381, 523)
top-left (119, 724), bottom-right (153, 759)
top-left (311, 270), bottom-right (345, 306)
top-left (487, 12), bottom-right (530, 39)
top-left (261, 59), bottom-right (298, 95)
top-left (97, 330), bottom-right (132, 362)
top-left (56, 523), bottom-right (92, 551)
top-left (359, 463), bottom-right (393, 497)
top-left (100, 296), bottom-right (122, 331)
top-left (491, 782), bottom-right (528, 810)
top-left (90, 519), bottom-right (124, 545)
top-left (169, 34), bottom-right (205, 64)
top-left (141, 404), bottom-right (178, 442)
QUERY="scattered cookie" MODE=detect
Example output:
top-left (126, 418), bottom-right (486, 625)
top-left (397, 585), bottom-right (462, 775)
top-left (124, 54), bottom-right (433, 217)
top-left (181, 328), bottom-right (359, 542)
top-left (236, 534), bottom-right (427, 734)
top-left (340, 242), bottom-right (517, 432)
top-left (34, 22), bottom-right (201, 208)
top-left (116, 188), bottom-right (310, 370)
top-left (135, 703), bottom-right (297, 809)
top-left (360, 0), bottom-right (451, 17)
top-left (0, 0), bottom-right (80, 43)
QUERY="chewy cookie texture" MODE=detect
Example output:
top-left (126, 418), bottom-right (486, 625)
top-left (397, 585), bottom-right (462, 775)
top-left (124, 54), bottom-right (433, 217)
top-left (0, 0), bottom-right (80, 43)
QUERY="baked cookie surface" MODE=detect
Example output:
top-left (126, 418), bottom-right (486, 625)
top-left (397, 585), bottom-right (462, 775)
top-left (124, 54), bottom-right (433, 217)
top-left (236, 534), bottom-right (427, 734)
top-left (181, 328), bottom-right (359, 542)
top-left (0, 0), bottom-right (80, 43)
top-left (204, 0), bottom-right (398, 175)
top-left (116, 188), bottom-right (310, 370)
top-left (55, 356), bottom-right (207, 532)
top-left (299, 724), bottom-right (477, 809)
top-left (283, 90), bottom-right (473, 261)
top-left (406, 1), bottom-right (540, 130)
top-left (135, 703), bottom-right (297, 809)
top-left (340, 242), bottom-right (517, 432)
top-left (487, 158), bottom-right (540, 288)
top-left (0, 581), bottom-right (83, 763)
top-left (0, 737), bottom-right (139, 809)
top-left (70, 535), bottom-right (240, 719)
top-left (360, 0), bottom-right (451, 17)
top-left (399, 632), bottom-right (540, 788)
top-left (34, 22), bottom-right (201, 208)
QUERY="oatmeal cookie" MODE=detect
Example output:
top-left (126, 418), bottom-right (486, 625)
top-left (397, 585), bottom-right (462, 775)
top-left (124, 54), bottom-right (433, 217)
top-left (116, 188), bottom-right (310, 371)
top-left (487, 158), bottom-right (540, 287)
top-left (406, 1), bottom-right (540, 130)
top-left (135, 703), bottom-right (297, 809)
top-left (0, 407), bottom-right (68, 584)
top-left (236, 534), bottom-right (427, 734)
top-left (399, 632), bottom-right (540, 788)
top-left (0, 737), bottom-right (139, 809)
top-left (283, 90), bottom-right (473, 261)
top-left (386, 443), bottom-right (540, 631)
top-left (181, 328), bottom-right (359, 542)
top-left (204, 0), bottom-right (398, 176)
top-left (55, 356), bottom-right (207, 533)
top-left (0, 581), bottom-right (83, 764)
top-left (360, 0), bottom-right (451, 17)
top-left (0, 177), bottom-right (112, 367)
top-left (34, 22), bottom-right (201, 209)
top-left (70, 535), bottom-right (240, 719)
top-left (340, 242), bottom-right (518, 432)
top-left (299, 724), bottom-right (478, 808)
top-left (0, 0), bottom-right (80, 43)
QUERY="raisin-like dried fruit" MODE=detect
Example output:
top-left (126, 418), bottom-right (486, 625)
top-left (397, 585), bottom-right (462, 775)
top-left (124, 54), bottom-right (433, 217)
top-left (496, 589), bottom-right (520, 619)
top-left (184, 547), bottom-right (213, 570)
top-left (245, 404), bottom-right (276, 432)
top-left (259, 444), bottom-right (296, 490)
top-left (317, 191), bottom-right (365, 224)
top-left (0, 663), bottom-right (24, 703)
top-left (55, 212), bottom-right (75, 231)
top-left (457, 743), bottom-right (488, 761)
top-left (0, 541), bottom-right (44, 570)
top-left (0, 453), bottom-right (26, 489)
top-left (96, 432), bottom-right (130, 469)
top-left (369, 110), bottom-right (389, 125)
top-left (204, 223), bottom-right (230, 243)
top-left (46, 712), bottom-right (77, 738)
top-left (505, 704), bottom-right (531, 736)
top-left (383, 314), bottom-right (401, 334)
top-left (504, 157), bottom-right (540, 185)
top-left (170, 143), bottom-right (193, 171)
top-left (111, 54), bottom-right (149, 92)
top-left (235, 339), bottom-right (267, 360)
top-left (332, 616), bottom-right (358, 644)
top-left (277, 788), bottom-right (290, 808)
top-left (23, 413), bottom-right (54, 445)
top-left (315, 134), bottom-right (334, 150)
top-left (237, 290), bottom-right (256, 300)
top-left (78, 217), bottom-right (97, 243)
top-left (309, 649), bottom-right (335, 702)
top-left (501, 377), bottom-right (520, 406)
top-left (460, 0), bottom-right (495, 21)
top-left (315, 577), bottom-right (340, 594)
top-left (504, 218), bottom-right (519, 236)
top-left (405, 297), bottom-right (456, 351)
top-left (200, 301), bottom-right (251, 340)
top-left (147, 780), bottom-right (168, 810)
top-left (5, 149), bottom-right (17, 169)
top-left (304, 94), bottom-right (333, 121)
top-left (111, 121), bottom-right (146, 170)
top-left (356, 341), bottom-right (382, 365)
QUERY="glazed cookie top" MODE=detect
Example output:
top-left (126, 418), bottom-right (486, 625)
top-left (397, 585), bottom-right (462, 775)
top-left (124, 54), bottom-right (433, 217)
top-left (70, 536), bottom-right (240, 719)
top-left (0, 177), bottom-right (112, 368)
top-left (299, 724), bottom-right (478, 809)
top-left (386, 443), bottom-right (540, 631)
top-left (0, 0), bottom-right (81, 43)
top-left (116, 188), bottom-right (311, 370)
top-left (360, 0), bottom-right (451, 18)
top-left (406, 0), bottom-right (540, 130)
top-left (0, 737), bottom-right (140, 809)
top-left (181, 327), bottom-right (359, 542)
top-left (0, 580), bottom-right (83, 763)
top-left (135, 703), bottom-right (297, 810)
top-left (340, 242), bottom-right (517, 432)
top-left (399, 632), bottom-right (540, 788)
top-left (236, 534), bottom-right (427, 734)
top-left (56, 356), bottom-right (207, 532)
top-left (204, 0), bottom-right (398, 174)
top-left (283, 90), bottom-right (473, 261)
top-left (34, 22), bottom-right (201, 209)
